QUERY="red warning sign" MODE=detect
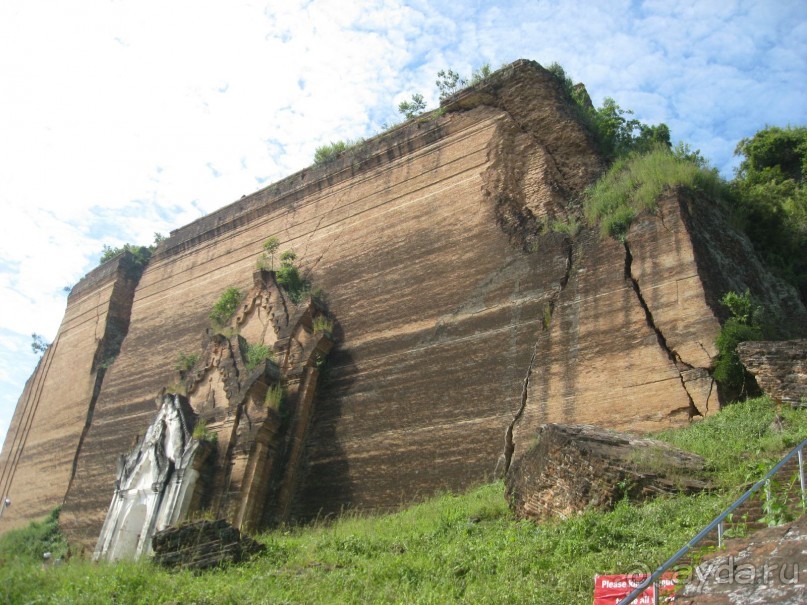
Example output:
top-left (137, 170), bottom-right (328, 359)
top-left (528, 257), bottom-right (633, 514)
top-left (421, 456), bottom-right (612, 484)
top-left (593, 572), bottom-right (677, 604)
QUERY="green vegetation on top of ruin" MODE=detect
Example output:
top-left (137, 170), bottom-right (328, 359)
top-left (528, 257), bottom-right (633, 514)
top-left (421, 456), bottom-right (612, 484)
top-left (581, 124), bottom-right (807, 306)
top-left (97, 232), bottom-right (166, 270)
top-left (545, 62), bottom-right (672, 162)
top-left (583, 143), bottom-right (727, 240)
top-left (309, 62), bottom-right (804, 305)
top-left (311, 63), bottom-right (495, 166)
top-left (1, 395), bottom-right (804, 605)
top-left (313, 139), bottom-right (365, 166)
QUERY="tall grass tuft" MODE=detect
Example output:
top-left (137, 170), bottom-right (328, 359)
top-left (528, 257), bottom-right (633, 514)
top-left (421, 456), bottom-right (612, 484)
top-left (313, 139), bottom-right (364, 165)
top-left (585, 145), bottom-right (727, 240)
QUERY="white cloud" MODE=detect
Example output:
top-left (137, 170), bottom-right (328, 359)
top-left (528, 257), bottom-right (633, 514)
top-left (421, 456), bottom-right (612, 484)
top-left (0, 0), bottom-right (805, 448)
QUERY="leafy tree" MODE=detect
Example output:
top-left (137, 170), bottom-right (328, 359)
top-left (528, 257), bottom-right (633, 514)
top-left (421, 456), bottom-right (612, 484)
top-left (735, 126), bottom-right (806, 183)
top-left (31, 333), bottom-right (49, 356)
top-left (731, 126), bottom-right (807, 302)
top-left (713, 290), bottom-right (765, 401)
top-left (398, 93), bottom-right (427, 119)
top-left (469, 63), bottom-right (492, 85)
top-left (545, 62), bottom-right (671, 161)
top-left (436, 69), bottom-right (467, 101)
top-left (262, 236), bottom-right (280, 270)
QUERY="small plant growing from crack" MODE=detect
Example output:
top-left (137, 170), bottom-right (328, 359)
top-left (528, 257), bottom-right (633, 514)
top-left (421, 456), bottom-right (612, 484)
top-left (264, 384), bottom-right (285, 411)
top-left (209, 287), bottom-right (243, 328)
top-left (245, 342), bottom-right (275, 372)
top-left (192, 419), bottom-right (217, 443)
top-left (174, 352), bottom-right (199, 373)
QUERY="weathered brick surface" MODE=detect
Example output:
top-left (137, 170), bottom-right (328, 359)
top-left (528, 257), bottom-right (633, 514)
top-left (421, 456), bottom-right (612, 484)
top-left (0, 253), bottom-right (139, 532)
top-left (737, 339), bottom-right (807, 407)
top-left (505, 424), bottom-right (710, 523)
top-left (2, 61), bottom-right (804, 550)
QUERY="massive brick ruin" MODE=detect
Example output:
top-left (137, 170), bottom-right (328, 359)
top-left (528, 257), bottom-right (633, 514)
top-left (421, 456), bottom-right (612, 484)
top-left (1, 60), bottom-right (804, 552)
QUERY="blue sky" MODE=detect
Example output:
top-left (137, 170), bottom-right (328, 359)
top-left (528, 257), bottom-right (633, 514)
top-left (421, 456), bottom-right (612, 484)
top-left (0, 0), bottom-right (805, 447)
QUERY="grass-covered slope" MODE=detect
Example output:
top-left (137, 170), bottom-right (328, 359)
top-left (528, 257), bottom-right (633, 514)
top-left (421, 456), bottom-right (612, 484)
top-left (1, 397), bottom-right (804, 605)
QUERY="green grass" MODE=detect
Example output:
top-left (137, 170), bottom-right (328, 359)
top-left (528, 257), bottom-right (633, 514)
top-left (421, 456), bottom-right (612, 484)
top-left (313, 139), bottom-right (364, 165)
top-left (209, 287), bottom-right (243, 327)
top-left (244, 342), bottom-right (274, 372)
top-left (657, 396), bottom-right (807, 488)
top-left (174, 351), bottom-right (200, 373)
top-left (1, 396), bottom-right (804, 605)
top-left (264, 384), bottom-right (285, 410)
top-left (0, 507), bottom-right (67, 565)
top-left (584, 145), bottom-right (728, 240)
top-left (312, 315), bottom-right (333, 334)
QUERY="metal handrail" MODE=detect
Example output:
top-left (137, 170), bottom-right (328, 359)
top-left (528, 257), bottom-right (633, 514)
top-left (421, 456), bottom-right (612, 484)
top-left (618, 437), bottom-right (807, 605)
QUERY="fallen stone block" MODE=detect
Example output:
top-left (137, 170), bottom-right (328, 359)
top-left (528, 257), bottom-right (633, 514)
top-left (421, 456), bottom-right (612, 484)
top-left (505, 423), bottom-right (710, 523)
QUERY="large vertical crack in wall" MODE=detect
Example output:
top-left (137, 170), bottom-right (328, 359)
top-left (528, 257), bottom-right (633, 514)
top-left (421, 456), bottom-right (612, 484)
top-left (499, 239), bottom-right (573, 475)
top-left (65, 255), bottom-right (143, 499)
top-left (623, 241), bottom-right (702, 418)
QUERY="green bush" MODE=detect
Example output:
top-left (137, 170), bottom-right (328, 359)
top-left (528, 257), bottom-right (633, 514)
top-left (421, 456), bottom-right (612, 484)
top-left (276, 250), bottom-right (310, 304)
top-left (191, 419), bottom-right (216, 443)
top-left (264, 384), bottom-right (285, 411)
top-left (209, 287), bottom-right (243, 327)
top-left (174, 352), bottom-right (199, 372)
top-left (584, 144), bottom-right (727, 239)
top-left (713, 290), bottom-right (764, 398)
top-left (313, 139), bottom-right (363, 165)
top-left (245, 342), bottom-right (274, 372)
top-left (97, 233), bottom-right (164, 273)
top-left (0, 507), bottom-right (68, 563)
top-left (312, 315), bottom-right (333, 334)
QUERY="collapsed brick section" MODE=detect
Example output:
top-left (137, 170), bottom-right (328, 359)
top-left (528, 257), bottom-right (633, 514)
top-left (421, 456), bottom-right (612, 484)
top-left (151, 519), bottom-right (264, 571)
top-left (737, 339), bottom-right (807, 408)
top-left (505, 423), bottom-right (711, 523)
